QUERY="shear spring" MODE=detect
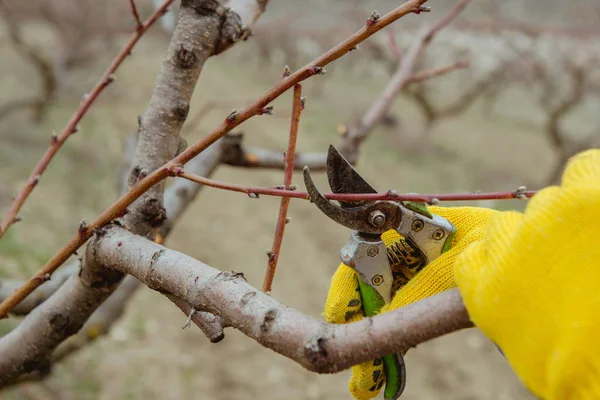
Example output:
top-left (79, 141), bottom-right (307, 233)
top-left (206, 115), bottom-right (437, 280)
top-left (386, 237), bottom-right (426, 272)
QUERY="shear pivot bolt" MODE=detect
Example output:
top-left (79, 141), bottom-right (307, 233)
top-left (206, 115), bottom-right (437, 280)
top-left (367, 246), bottom-right (379, 257)
top-left (372, 275), bottom-right (383, 286)
top-left (412, 219), bottom-right (424, 232)
top-left (433, 229), bottom-right (445, 240)
top-left (368, 210), bottom-right (386, 228)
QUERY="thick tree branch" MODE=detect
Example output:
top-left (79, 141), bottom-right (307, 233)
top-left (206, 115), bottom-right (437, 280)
top-left (0, 0), bottom-right (175, 241)
top-left (0, 0), bottom-right (429, 318)
top-left (87, 226), bottom-right (473, 373)
top-left (221, 133), bottom-right (328, 170)
top-left (0, 262), bottom-right (78, 316)
top-left (0, 231), bottom-right (123, 385)
top-left (49, 0), bottom-right (259, 360)
top-left (0, 0), bottom-right (265, 374)
top-left (125, 0), bottom-right (243, 234)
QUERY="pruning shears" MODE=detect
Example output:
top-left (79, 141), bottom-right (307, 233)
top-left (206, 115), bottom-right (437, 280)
top-left (303, 145), bottom-right (456, 399)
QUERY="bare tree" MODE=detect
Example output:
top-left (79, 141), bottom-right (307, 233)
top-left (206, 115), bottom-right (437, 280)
top-left (0, 0), bottom-right (542, 396)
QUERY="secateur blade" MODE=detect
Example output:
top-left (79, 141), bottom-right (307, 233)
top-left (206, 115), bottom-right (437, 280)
top-left (326, 145), bottom-right (377, 208)
top-left (303, 146), bottom-right (401, 235)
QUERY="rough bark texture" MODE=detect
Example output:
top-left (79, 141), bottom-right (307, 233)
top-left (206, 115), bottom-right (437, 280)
top-left (0, 262), bottom-right (78, 316)
top-left (0, 230), bottom-right (122, 385)
top-left (0, 0), bottom-right (260, 382)
top-left (88, 226), bottom-right (473, 373)
top-left (126, 0), bottom-right (241, 234)
top-left (160, 138), bottom-right (224, 238)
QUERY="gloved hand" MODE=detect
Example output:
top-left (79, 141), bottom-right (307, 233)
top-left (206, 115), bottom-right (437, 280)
top-left (454, 149), bottom-right (600, 399)
top-left (324, 205), bottom-right (499, 400)
top-left (324, 149), bottom-right (600, 400)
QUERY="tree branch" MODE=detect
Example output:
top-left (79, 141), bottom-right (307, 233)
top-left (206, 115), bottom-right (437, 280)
top-left (338, 0), bottom-right (470, 162)
top-left (0, 0), bottom-right (175, 241)
top-left (173, 170), bottom-right (537, 202)
top-left (163, 292), bottom-right (226, 343)
top-left (87, 226), bottom-right (473, 373)
top-left (262, 84), bottom-right (303, 293)
top-left (0, 231), bottom-right (123, 385)
top-left (0, 0), bottom-right (429, 318)
top-left (221, 132), bottom-right (328, 170)
top-left (0, 262), bottom-right (78, 316)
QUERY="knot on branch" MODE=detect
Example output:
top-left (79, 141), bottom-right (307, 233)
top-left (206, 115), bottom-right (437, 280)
top-left (49, 313), bottom-right (70, 332)
top-left (216, 271), bottom-right (246, 282)
top-left (22, 357), bottom-right (51, 377)
top-left (182, 0), bottom-right (221, 16)
top-left (175, 45), bottom-right (198, 69)
top-left (304, 336), bottom-right (331, 372)
top-left (139, 197), bottom-right (167, 228)
top-left (173, 101), bottom-right (190, 120)
top-left (214, 9), bottom-right (244, 55)
top-left (260, 309), bottom-right (278, 332)
top-left (88, 268), bottom-right (124, 291)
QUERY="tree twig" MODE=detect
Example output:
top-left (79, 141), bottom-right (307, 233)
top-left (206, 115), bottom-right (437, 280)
top-left (0, 0), bottom-right (175, 241)
top-left (0, 0), bottom-right (430, 318)
top-left (129, 0), bottom-right (143, 31)
top-left (338, 0), bottom-right (471, 162)
top-left (163, 293), bottom-right (226, 343)
top-left (0, 262), bottom-right (78, 316)
top-left (262, 85), bottom-right (303, 293)
top-left (173, 170), bottom-right (537, 203)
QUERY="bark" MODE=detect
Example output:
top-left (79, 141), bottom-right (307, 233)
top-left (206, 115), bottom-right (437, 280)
top-left (126, 0), bottom-right (243, 234)
top-left (88, 226), bottom-right (473, 373)
top-left (0, 0), bottom-right (264, 382)
top-left (0, 262), bottom-right (77, 316)
top-left (0, 230), bottom-right (122, 385)
top-left (221, 133), bottom-right (328, 170)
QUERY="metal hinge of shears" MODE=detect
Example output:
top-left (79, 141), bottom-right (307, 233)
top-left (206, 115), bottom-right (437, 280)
top-left (303, 145), bottom-right (456, 399)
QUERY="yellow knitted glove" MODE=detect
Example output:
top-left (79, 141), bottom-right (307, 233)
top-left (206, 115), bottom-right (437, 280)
top-left (454, 149), bottom-right (600, 400)
top-left (324, 205), bottom-right (498, 400)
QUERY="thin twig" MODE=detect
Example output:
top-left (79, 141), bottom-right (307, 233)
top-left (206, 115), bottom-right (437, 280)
top-left (129, 0), bottom-right (144, 31)
top-left (0, 0), bottom-right (429, 318)
top-left (0, 0), bottom-right (175, 242)
top-left (262, 85), bottom-right (303, 293)
top-left (163, 293), bottom-right (225, 343)
top-left (173, 170), bottom-right (537, 203)
top-left (408, 60), bottom-right (468, 84)
top-left (339, 0), bottom-right (471, 161)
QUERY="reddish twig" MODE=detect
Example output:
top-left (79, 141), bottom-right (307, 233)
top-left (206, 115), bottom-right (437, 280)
top-left (129, 0), bottom-right (144, 31)
top-left (262, 85), bottom-right (303, 293)
top-left (173, 170), bottom-right (537, 203)
top-left (0, 0), bottom-right (174, 242)
top-left (0, 0), bottom-right (428, 318)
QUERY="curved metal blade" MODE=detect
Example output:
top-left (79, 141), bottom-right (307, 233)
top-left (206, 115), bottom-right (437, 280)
top-left (326, 145), bottom-right (376, 209)
top-left (303, 166), bottom-right (401, 234)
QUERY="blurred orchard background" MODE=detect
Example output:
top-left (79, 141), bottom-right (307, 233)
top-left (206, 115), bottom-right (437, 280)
top-left (0, 0), bottom-right (598, 398)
